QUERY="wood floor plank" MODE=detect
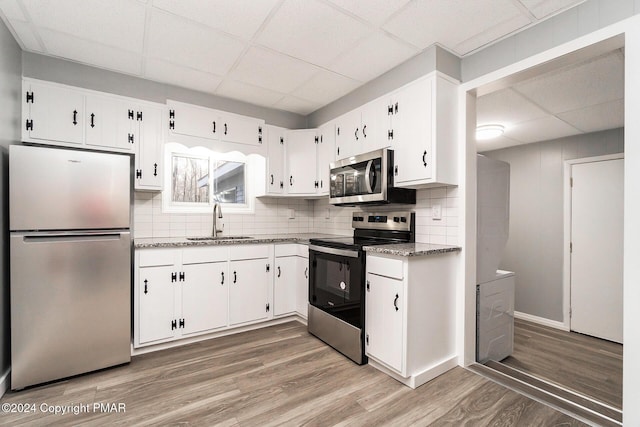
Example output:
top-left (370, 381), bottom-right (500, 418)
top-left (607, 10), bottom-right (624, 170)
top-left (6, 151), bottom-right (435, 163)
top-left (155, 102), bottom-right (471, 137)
top-left (0, 321), bottom-right (588, 426)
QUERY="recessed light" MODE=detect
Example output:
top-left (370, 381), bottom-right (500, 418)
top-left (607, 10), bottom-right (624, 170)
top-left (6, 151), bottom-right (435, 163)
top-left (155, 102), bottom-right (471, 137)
top-left (476, 124), bottom-right (504, 140)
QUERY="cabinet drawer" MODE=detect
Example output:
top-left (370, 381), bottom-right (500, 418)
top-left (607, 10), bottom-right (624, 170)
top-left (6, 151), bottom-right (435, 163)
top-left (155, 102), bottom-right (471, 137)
top-left (275, 244), bottom-right (298, 257)
top-left (182, 246), bottom-right (228, 264)
top-left (367, 255), bottom-right (404, 280)
top-left (138, 249), bottom-right (178, 267)
top-left (229, 244), bottom-right (270, 260)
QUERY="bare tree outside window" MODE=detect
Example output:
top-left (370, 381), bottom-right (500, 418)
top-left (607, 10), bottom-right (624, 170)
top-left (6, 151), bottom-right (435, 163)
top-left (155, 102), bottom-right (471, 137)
top-left (171, 155), bottom-right (209, 203)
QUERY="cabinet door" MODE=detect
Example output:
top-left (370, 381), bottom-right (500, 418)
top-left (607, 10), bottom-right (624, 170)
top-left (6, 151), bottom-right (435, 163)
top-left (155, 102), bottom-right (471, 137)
top-left (181, 261), bottom-right (228, 335)
top-left (169, 101), bottom-right (218, 140)
top-left (274, 256), bottom-right (297, 316)
top-left (316, 122), bottom-right (335, 195)
top-left (219, 112), bottom-right (264, 146)
top-left (85, 95), bottom-right (135, 151)
top-left (334, 109), bottom-right (360, 160)
top-left (286, 129), bottom-right (318, 195)
top-left (138, 266), bottom-right (176, 344)
top-left (361, 96), bottom-right (392, 153)
top-left (135, 105), bottom-right (164, 190)
top-left (392, 78), bottom-right (433, 184)
top-left (365, 273), bottom-right (404, 372)
top-left (25, 81), bottom-right (84, 145)
top-left (266, 126), bottom-right (286, 195)
top-left (229, 259), bottom-right (270, 325)
top-left (296, 256), bottom-right (309, 318)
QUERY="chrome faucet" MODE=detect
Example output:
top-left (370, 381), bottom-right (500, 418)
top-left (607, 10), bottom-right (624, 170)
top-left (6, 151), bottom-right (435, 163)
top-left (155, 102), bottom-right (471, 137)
top-left (212, 203), bottom-right (223, 237)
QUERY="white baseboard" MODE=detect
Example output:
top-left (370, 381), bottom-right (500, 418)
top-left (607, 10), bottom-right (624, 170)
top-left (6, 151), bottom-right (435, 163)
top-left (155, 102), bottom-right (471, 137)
top-left (0, 368), bottom-right (10, 398)
top-left (368, 356), bottom-right (458, 389)
top-left (514, 311), bottom-right (569, 331)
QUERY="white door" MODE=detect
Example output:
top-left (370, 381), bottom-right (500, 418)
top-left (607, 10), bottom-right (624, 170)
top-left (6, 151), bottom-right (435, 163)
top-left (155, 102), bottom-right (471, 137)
top-left (85, 95), bottom-right (134, 151)
top-left (182, 262), bottom-right (228, 335)
top-left (135, 105), bottom-right (164, 190)
top-left (571, 158), bottom-right (624, 343)
top-left (266, 126), bottom-right (286, 195)
top-left (360, 96), bottom-right (391, 153)
top-left (316, 122), bottom-right (335, 195)
top-left (218, 112), bottom-right (262, 146)
top-left (138, 266), bottom-right (176, 344)
top-left (295, 256), bottom-right (309, 318)
top-left (286, 129), bottom-right (317, 194)
top-left (274, 257), bottom-right (297, 316)
top-left (229, 259), bottom-right (270, 325)
top-left (26, 81), bottom-right (84, 144)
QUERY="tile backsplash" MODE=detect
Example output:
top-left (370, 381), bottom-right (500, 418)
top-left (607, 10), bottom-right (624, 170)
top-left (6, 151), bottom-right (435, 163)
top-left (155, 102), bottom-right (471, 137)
top-left (134, 186), bottom-right (459, 245)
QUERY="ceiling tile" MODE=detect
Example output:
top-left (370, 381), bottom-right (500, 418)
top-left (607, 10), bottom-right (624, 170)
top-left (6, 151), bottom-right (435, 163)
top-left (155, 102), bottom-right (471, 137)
top-left (557, 99), bottom-right (624, 133)
top-left (256, 0), bottom-right (370, 68)
top-left (146, 10), bottom-right (246, 76)
top-left (519, 0), bottom-right (585, 19)
top-left (477, 88), bottom-right (548, 127)
top-left (454, 13), bottom-right (531, 55)
top-left (329, 32), bottom-right (418, 82)
top-left (504, 116), bottom-right (581, 144)
top-left (21, 0), bottom-right (146, 53)
top-left (229, 46), bottom-right (320, 94)
top-left (8, 21), bottom-right (43, 52)
top-left (144, 58), bottom-right (223, 94)
top-left (151, 0), bottom-right (280, 40)
top-left (40, 28), bottom-right (142, 75)
top-left (273, 95), bottom-right (322, 115)
top-left (326, 0), bottom-right (410, 25)
top-left (293, 69), bottom-right (360, 105)
top-left (215, 79), bottom-right (285, 108)
top-left (0, 0), bottom-right (27, 21)
top-left (383, 0), bottom-right (524, 52)
top-left (513, 51), bottom-right (623, 113)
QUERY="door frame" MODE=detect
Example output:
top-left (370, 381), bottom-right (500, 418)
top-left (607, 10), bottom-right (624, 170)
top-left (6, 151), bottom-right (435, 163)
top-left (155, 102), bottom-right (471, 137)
top-left (562, 153), bottom-right (624, 331)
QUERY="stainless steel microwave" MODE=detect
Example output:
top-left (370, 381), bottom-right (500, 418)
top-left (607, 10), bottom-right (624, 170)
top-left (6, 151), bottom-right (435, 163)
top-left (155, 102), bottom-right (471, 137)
top-left (329, 148), bottom-right (415, 206)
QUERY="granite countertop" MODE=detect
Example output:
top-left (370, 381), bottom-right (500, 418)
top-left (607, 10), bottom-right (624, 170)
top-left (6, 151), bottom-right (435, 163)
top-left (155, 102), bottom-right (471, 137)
top-left (134, 233), bottom-right (343, 249)
top-left (363, 243), bottom-right (462, 257)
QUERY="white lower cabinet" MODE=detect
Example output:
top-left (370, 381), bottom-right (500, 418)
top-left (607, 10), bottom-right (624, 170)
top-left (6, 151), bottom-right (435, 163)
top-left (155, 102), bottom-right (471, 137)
top-left (274, 244), bottom-right (309, 319)
top-left (138, 263), bottom-right (176, 344)
top-left (228, 258), bottom-right (271, 325)
top-left (296, 255), bottom-right (309, 318)
top-left (181, 261), bottom-right (228, 335)
top-left (365, 252), bottom-right (458, 388)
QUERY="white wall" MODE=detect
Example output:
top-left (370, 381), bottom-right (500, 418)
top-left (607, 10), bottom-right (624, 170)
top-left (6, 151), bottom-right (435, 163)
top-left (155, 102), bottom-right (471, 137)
top-left (482, 128), bottom-right (624, 322)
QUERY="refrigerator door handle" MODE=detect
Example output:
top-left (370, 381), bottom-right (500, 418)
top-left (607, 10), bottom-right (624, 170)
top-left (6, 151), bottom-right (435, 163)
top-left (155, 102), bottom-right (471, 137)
top-left (22, 233), bottom-right (126, 243)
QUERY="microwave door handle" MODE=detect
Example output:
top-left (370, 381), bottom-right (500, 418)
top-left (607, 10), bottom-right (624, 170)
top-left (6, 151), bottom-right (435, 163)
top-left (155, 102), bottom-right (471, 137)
top-left (364, 160), bottom-right (374, 193)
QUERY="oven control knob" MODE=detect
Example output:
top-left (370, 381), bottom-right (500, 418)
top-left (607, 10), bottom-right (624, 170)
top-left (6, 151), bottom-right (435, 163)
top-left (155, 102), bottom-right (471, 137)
top-left (400, 217), bottom-right (407, 223)
top-left (393, 216), bottom-right (400, 222)
top-left (340, 281), bottom-right (346, 290)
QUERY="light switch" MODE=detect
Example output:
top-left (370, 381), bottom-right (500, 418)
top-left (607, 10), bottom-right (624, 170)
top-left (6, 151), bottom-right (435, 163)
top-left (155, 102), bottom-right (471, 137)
top-left (433, 204), bottom-right (442, 220)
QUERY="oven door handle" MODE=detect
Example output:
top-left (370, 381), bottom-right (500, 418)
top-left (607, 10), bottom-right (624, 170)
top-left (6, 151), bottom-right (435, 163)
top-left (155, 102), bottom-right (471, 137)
top-left (364, 159), bottom-right (374, 194)
top-left (309, 245), bottom-right (360, 258)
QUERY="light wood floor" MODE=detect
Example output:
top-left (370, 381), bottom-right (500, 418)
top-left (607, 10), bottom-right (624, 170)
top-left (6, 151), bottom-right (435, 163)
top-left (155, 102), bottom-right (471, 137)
top-left (501, 318), bottom-right (623, 409)
top-left (1, 321), bottom-right (586, 426)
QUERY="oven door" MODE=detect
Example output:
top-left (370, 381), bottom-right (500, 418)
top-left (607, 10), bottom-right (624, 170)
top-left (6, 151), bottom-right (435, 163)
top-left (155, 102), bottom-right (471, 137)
top-left (309, 245), bottom-right (364, 328)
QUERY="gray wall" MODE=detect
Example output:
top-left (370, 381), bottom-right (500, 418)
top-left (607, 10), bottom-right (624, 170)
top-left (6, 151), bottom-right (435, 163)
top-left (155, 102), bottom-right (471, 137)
top-left (22, 52), bottom-right (306, 130)
top-left (306, 45), bottom-right (460, 127)
top-left (461, 0), bottom-right (639, 81)
top-left (482, 128), bottom-right (624, 321)
top-left (0, 19), bottom-right (22, 379)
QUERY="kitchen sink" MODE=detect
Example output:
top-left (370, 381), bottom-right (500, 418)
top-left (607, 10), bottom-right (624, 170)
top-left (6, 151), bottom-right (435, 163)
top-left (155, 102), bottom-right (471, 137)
top-left (186, 236), bottom-right (253, 241)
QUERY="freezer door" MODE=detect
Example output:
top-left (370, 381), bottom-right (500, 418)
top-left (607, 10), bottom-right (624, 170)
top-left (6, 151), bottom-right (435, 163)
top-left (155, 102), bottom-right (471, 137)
top-left (10, 145), bottom-right (131, 231)
top-left (10, 232), bottom-right (131, 390)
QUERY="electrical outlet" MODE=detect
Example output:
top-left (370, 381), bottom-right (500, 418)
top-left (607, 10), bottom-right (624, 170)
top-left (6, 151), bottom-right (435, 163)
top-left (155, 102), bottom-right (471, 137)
top-left (325, 208), bottom-right (330, 219)
top-left (288, 208), bottom-right (295, 219)
top-left (433, 204), bottom-right (442, 220)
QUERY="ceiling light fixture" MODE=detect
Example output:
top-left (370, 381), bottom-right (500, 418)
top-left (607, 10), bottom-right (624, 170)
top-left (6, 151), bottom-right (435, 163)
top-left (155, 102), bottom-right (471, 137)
top-left (476, 124), bottom-right (505, 140)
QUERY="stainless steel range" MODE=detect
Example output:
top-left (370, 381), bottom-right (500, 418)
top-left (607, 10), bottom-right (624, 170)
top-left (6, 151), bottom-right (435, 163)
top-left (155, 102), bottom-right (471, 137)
top-left (308, 211), bottom-right (415, 364)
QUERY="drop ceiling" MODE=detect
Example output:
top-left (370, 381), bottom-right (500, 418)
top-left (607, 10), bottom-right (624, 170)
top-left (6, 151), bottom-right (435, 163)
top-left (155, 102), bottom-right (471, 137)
top-left (0, 0), bottom-right (585, 115)
top-left (476, 48), bottom-right (624, 152)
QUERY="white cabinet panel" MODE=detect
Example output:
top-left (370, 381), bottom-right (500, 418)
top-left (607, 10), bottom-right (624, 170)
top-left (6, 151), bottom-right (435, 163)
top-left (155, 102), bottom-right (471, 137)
top-left (169, 101), bottom-right (217, 140)
top-left (182, 262), bottom-right (228, 335)
top-left (286, 129), bottom-right (318, 194)
top-left (296, 255), bottom-right (309, 318)
top-left (138, 265), bottom-right (176, 345)
top-left (334, 109), bottom-right (360, 160)
top-left (316, 122), bottom-right (335, 195)
top-left (218, 111), bottom-right (264, 146)
top-left (361, 96), bottom-right (392, 153)
top-left (274, 256), bottom-right (297, 316)
top-left (85, 95), bottom-right (135, 151)
top-left (24, 81), bottom-right (84, 145)
top-left (135, 104), bottom-right (164, 190)
top-left (266, 125), bottom-right (286, 195)
top-left (366, 273), bottom-right (404, 372)
top-left (229, 258), bottom-right (270, 325)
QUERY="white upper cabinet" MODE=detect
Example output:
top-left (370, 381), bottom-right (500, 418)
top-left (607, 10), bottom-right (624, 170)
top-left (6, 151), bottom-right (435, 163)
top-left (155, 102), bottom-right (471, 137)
top-left (360, 95), bottom-right (393, 154)
top-left (286, 129), bottom-right (318, 195)
top-left (134, 104), bottom-right (164, 191)
top-left (23, 80), bottom-right (85, 146)
top-left (85, 95), bottom-right (136, 151)
top-left (168, 100), bottom-right (265, 147)
top-left (265, 125), bottom-right (286, 195)
top-left (334, 109), bottom-right (360, 160)
top-left (391, 73), bottom-right (458, 188)
top-left (316, 122), bottom-right (335, 196)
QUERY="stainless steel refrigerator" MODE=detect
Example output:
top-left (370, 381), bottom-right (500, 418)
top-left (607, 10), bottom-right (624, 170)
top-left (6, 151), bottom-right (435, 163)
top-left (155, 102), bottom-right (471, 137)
top-left (9, 144), bottom-right (132, 390)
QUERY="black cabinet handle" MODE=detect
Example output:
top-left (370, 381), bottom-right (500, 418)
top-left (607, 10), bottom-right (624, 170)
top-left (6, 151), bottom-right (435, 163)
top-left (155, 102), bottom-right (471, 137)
top-left (290, 176), bottom-right (293, 186)
top-left (277, 266), bottom-right (281, 278)
top-left (154, 163), bottom-right (158, 176)
top-left (270, 174), bottom-right (274, 185)
top-left (362, 125), bottom-right (367, 138)
top-left (90, 113), bottom-right (95, 128)
top-left (143, 279), bottom-right (148, 294)
top-left (394, 165), bottom-right (398, 176)
top-left (304, 267), bottom-right (308, 279)
top-left (233, 271), bottom-right (237, 283)
top-left (224, 123), bottom-right (228, 135)
top-left (423, 150), bottom-right (427, 167)
top-left (221, 271), bottom-right (224, 285)
top-left (280, 181), bottom-right (283, 189)
top-left (213, 121), bottom-right (216, 133)
top-left (73, 110), bottom-right (78, 125)
top-left (355, 127), bottom-right (358, 141)
top-left (394, 293), bottom-right (399, 311)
